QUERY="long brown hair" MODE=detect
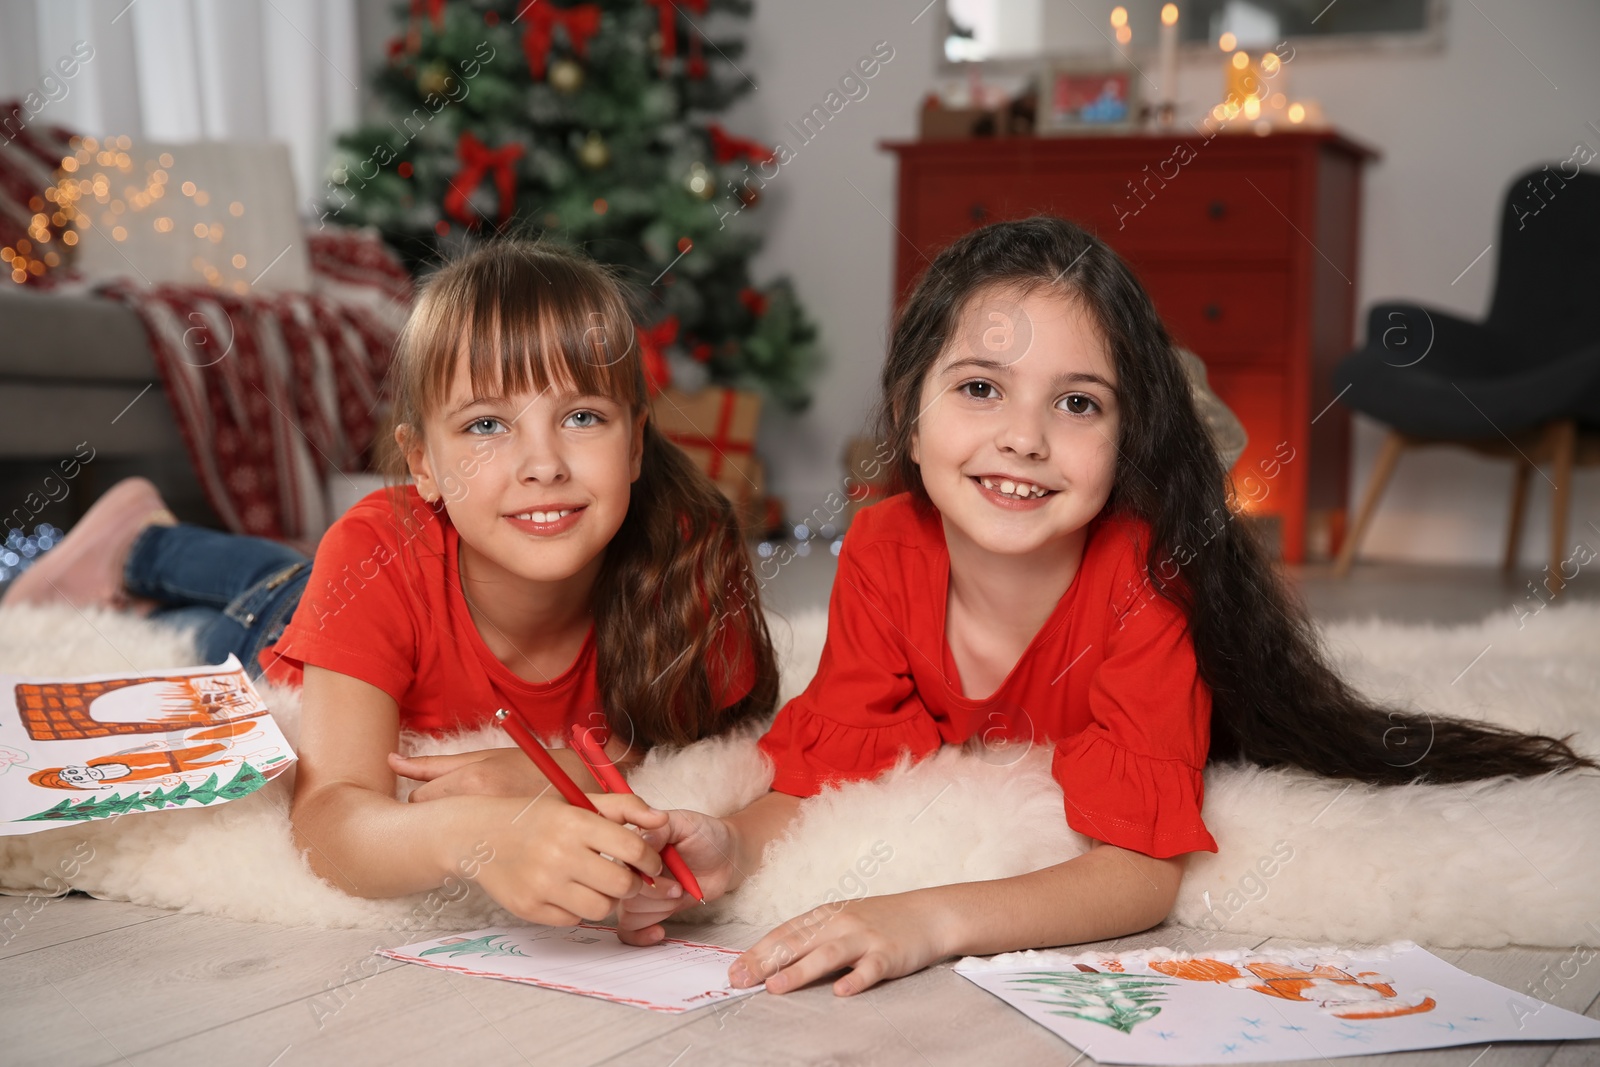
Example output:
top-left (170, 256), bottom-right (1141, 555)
top-left (877, 216), bottom-right (1596, 784)
top-left (382, 238), bottom-right (779, 747)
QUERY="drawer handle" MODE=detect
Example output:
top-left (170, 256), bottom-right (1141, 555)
top-left (970, 203), bottom-right (989, 222)
top-left (1204, 303), bottom-right (1222, 321)
top-left (1208, 200), bottom-right (1227, 220)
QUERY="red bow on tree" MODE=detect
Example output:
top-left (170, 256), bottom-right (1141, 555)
top-left (520, 3), bottom-right (602, 79)
top-left (739, 287), bottom-right (769, 317)
top-left (706, 124), bottom-right (775, 166)
top-left (645, 0), bottom-right (709, 68)
top-left (636, 316), bottom-right (678, 395)
top-left (444, 132), bottom-right (524, 228)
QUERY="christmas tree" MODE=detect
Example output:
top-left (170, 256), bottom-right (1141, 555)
top-left (1008, 971), bottom-right (1174, 1034)
top-left (20, 763), bottom-right (273, 823)
top-left (320, 0), bottom-right (821, 412)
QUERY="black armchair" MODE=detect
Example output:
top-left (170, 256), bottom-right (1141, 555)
top-left (1331, 163), bottom-right (1600, 586)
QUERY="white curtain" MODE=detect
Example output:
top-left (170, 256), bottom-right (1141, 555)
top-left (0, 0), bottom-right (361, 216)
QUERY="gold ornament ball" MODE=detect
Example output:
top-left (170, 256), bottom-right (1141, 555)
top-left (549, 58), bottom-right (584, 94)
top-left (418, 63), bottom-right (453, 96)
top-left (685, 161), bottom-right (714, 200)
top-left (579, 131), bottom-right (610, 170)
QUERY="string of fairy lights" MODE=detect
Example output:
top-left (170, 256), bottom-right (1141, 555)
top-left (5, 135), bottom-right (252, 291)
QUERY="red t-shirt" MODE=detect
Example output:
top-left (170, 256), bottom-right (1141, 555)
top-left (757, 493), bottom-right (1218, 859)
top-left (261, 487), bottom-right (752, 739)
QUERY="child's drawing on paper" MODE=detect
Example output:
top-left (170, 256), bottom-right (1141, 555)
top-left (383, 925), bottom-right (763, 1015)
top-left (1149, 955), bottom-right (1438, 1020)
top-left (15, 666), bottom-right (268, 742)
top-left (0, 657), bottom-right (297, 836)
top-left (27, 720), bottom-right (264, 790)
top-left (952, 943), bottom-right (1569, 1066)
top-left (1005, 951), bottom-right (1437, 1035)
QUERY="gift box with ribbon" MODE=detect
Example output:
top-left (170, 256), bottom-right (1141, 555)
top-left (651, 385), bottom-right (766, 534)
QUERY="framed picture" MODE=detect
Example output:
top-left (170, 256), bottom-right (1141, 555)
top-left (1038, 64), bottom-right (1140, 133)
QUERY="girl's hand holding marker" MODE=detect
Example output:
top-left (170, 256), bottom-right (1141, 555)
top-left (616, 806), bottom-right (747, 945)
top-left (455, 789), bottom-right (668, 928)
top-left (569, 722), bottom-right (704, 902)
top-left (492, 707), bottom-right (664, 891)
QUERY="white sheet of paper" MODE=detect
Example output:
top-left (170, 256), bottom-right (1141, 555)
top-left (381, 925), bottom-right (761, 1014)
top-left (0, 656), bottom-right (295, 835)
top-left (955, 941), bottom-right (1600, 1065)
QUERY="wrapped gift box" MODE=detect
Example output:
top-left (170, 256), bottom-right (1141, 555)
top-left (651, 386), bottom-right (766, 535)
top-left (652, 386), bottom-right (761, 454)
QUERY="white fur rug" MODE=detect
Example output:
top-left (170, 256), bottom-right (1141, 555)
top-left (1, 599), bottom-right (1598, 948)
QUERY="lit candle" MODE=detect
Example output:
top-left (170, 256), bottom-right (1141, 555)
top-left (1111, 6), bottom-right (1132, 65)
top-left (1157, 3), bottom-right (1179, 125)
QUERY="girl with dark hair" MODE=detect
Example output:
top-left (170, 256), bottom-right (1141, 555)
top-left (4, 239), bottom-right (780, 924)
top-left (615, 215), bottom-right (1596, 995)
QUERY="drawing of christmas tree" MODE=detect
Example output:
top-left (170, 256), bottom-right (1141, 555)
top-left (420, 934), bottom-right (528, 959)
top-left (18, 763), bottom-right (270, 824)
top-left (1008, 971), bottom-right (1175, 1034)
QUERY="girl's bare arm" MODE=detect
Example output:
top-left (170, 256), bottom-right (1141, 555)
top-left (290, 664), bottom-right (492, 895)
top-left (933, 842), bottom-right (1186, 956)
top-left (732, 841), bottom-right (1187, 996)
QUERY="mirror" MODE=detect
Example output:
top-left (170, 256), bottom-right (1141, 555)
top-left (944, 0), bottom-right (1441, 63)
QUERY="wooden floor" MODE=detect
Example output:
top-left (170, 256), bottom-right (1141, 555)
top-left (3, 559), bottom-right (1598, 1065)
top-left (3, 897), bottom-right (1597, 1066)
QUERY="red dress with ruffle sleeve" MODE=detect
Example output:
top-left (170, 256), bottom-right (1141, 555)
top-left (757, 493), bottom-right (1218, 859)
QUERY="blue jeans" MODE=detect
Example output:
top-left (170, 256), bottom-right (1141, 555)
top-left (124, 524), bottom-right (311, 678)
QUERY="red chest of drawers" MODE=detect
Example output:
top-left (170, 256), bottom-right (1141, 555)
top-left (884, 131), bottom-right (1376, 563)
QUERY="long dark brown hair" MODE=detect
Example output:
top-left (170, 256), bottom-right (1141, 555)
top-left (382, 238), bottom-right (778, 747)
top-left (877, 216), bottom-right (1596, 784)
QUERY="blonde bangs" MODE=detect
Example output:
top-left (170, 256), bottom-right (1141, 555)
top-left (393, 241), bottom-right (647, 431)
